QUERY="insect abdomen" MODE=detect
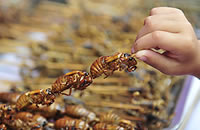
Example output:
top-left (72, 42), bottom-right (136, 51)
top-left (90, 56), bottom-right (106, 79)
top-left (55, 117), bottom-right (89, 129)
top-left (51, 75), bottom-right (71, 94)
top-left (16, 93), bottom-right (30, 110)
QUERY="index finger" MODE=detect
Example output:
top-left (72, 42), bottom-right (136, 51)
top-left (133, 31), bottom-right (181, 53)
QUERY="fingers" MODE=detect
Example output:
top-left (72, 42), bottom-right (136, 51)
top-left (136, 16), bottom-right (183, 40)
top-left (150, 7), bottom-right (185, 15)
top-left (136, 11), bottom-right (188, 41)
top-left (133, 31), bottom-right (181, 52)
top-left (135, 50), bottom-right (180, 75)
top-left (132, 7), bottom-right (200, 76)
top-left (132, 7), bottom-right (189, 54)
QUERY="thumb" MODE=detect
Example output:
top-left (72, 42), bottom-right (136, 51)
top-left (135, 50), bottom-right (179, 75)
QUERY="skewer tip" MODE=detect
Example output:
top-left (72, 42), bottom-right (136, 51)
top-left (130, 53), bottom-right (136, 57)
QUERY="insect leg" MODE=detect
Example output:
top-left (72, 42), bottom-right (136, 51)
top-left (61, 88), bottom-right (72, 96)
top-left (103, 70), bottom-right (114, 79)
top-left (105, 53), bottom-right (122, 63)
top-left (127, 66), bottom-right (137, 72)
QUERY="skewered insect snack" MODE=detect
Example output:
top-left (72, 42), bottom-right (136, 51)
top-left (90, 53), bottom-right (137, 79)
top-left (51, 71), bottom-right (93, 96)
top-left (16, 88), bottom-right (55, 110)
top-left (16, 52), bottom-right (137, 110)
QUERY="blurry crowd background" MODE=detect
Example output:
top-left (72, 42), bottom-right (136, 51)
top-left (0, 0), bottom-right (199, 129)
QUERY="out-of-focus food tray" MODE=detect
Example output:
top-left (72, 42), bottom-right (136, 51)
top-left (165, 76), bottom-right (192, 130)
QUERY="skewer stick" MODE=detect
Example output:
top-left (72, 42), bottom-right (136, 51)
top-left (85, 101), bottom-right (144, 112)
top-left (120, 115), bottom-right (146, 122)
top-left (131, 53), bottom-right (136, 57)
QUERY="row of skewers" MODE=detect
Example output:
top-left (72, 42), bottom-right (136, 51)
top-left (0, 99), bottom-right (144, 130)
top-left (0, 52), bottom-right (139, 129)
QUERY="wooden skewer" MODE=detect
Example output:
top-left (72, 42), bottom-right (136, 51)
top-left (87, 85), bottom-right (129, 92)
top-left (85, 101), bottom-right (144, 112)
top-left (120, 115), bottom-right (146, 122)
top-left (93, 77), bottom-right (130, 85)
top-left (131, 53), bottom-right (136, 57)
top-left (26, 75), bottom-right (131, 85)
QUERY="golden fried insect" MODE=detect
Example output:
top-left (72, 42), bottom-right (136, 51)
top-left (55, 117), bottom-right (89, 130)
top-left (51, 71), bottom-right (93, 96)
top-left (0, 104), bottom-right (15, 121)
top-left (0, 104), bottom-right (13, 115)
top-left (27, 102), bottom-right (64, 118)
top-left (0, 106), bottom-right (39, 130)
top-left (93, 123), bottom-right (125, 130)
top-left (32, 114), bottom-right (48, 127)
top-left (0, 92), bottom-right (20, 104)
top-left (15, 112), bottom-right (48, 127)
top-left (63, 105), bottom-right (96, 122)
top-left (15, 112), bottom-right (33, 122)
top-left (6, 119), bottom-right (41, 130)
top-left (119, 119), bottom-right (136, 130)
top-left (100, 112), bottom-right (121, 124)
top-left (99, 112), bottom-right (135, 129)
top-left (0, 105), bottom-right (36, 130)
top-left (16, 88), bottom-right (55, 110)
top-left (90, 52), bottom-right (137, 79)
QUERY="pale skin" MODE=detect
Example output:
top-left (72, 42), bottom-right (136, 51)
top-left (132, 7), bottom-right (200, 78)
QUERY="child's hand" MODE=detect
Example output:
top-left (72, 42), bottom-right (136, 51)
top-left (132, 7), bottom-right (200, 77)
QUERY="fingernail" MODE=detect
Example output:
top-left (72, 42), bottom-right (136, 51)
top-left (136, 51), bottom-right (147, 62)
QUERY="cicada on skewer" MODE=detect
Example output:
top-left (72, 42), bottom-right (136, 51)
top-left (16, 88), bottom-right (55, 110)
top-left (51, 71), bottom-right (93, 96)
top-left (90, 52), bottom-right (137, 79)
